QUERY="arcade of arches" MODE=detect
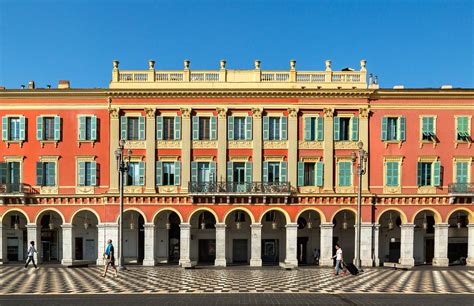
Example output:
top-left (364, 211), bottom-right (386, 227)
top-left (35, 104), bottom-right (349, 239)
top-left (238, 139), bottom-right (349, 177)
top-left (1, 206), bottom-right (473, 268)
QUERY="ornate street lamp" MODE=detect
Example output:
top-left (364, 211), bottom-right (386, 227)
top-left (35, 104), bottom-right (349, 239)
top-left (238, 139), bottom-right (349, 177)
top-left (130, 214), bottom-right (135, 230)
top-left (165, 213), bottom-right (171, 230)
top-left (235, 211), bottom-right (242, 230)
top-left (49, 213), bottom-right (55, 230)
top-left (200, 213), bottom-right (206, 230)
top-left (342, 212), bottom-right (348, 230)
top-left (271, 212), bottom-right (278, 230)
top-left (84, 213), bottom-right (89, 230)
top-left (457, 213), bottom-right (462, 229)
top-left (115, 138), bottom-right (132, 271)
top-left (351, 141), bottom-right (368, 272)
top-left (307, 212), bottom-right (313, 229)
top-left (14, 215), bottom-right (20, 230)
top-left (422, 213), bottom-right (428, 230)
top-left (388, 213), bottom-right (394, 230)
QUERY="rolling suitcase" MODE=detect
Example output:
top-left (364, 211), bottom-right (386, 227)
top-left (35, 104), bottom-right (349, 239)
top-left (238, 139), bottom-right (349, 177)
top-left (344, 262), bottom-right (359, 275)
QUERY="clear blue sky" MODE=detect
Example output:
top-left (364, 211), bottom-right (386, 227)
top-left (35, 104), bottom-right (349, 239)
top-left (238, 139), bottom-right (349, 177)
top-left (0, 0), bottom-right (473, 89)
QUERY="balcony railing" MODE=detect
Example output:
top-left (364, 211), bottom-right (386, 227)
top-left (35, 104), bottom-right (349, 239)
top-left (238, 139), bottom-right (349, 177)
top-left (0, 183), bottom-right (36, 194)
top-left (448, 183), bottom-right (474, 195)
top-left (188, 182), bottom-right (291, 195)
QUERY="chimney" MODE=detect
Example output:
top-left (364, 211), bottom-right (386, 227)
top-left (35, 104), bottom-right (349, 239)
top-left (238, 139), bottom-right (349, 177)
top-left (28, 80), bottom-right (35, 89)
top-left (393, 85), bottom-right (404, 89)
top-left (58, 80), bottom-right (70, 89)
top-left (441, 85), bottom-right (453, 89)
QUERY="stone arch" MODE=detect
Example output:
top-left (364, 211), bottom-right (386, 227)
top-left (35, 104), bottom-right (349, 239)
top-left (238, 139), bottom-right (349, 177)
top-left (223, 207), bottom-right (256, 224)
top-left (151, 207), bottom-right (184, 224)
top-left (34, 208), bottom-right (66, 224)
top-left (0, 208), bottom-right (30, 223)
top-left (330, 207), bottom-right (357, 222)
top-left (187, 207), bottom-right (219, 223)
top-left (411, 208), bottom-right (442, 224)
top-left (70, 208), bottom-right (101, 224)
top-left (115, 208), bottom-right (148, 223)
top-left (295, 207), bottom-right (326, 223)
top-left (376, 208), bottom-right (408, 224)
top-left (445, 208), bottom-right (474, 223)
top-left (258, 207), bottom-right (291, 224)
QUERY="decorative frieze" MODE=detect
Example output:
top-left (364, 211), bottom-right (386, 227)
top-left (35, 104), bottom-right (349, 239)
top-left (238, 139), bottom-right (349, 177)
top-left (156, 140), bottom-right (182, 149)
top-left (192, 140), bottom-right (218, 148)
top-left (298, 140), bottom-right (323, 149)
top-left (124, 186), bottom-right (143, 194)
top-left (124, 140), bottom-right (146, 149)
top-left (40, 186), bottom-right (59, 195)
top-left (75, 186), bottom-right (95, 195)
top-left (228, 140), bottom-right (253, 149)
top-left (263, 140), bottom-right (288, 149)
top-left (334, 141), bottom-right (358, 149)
top-left (158, 186), bottom-right (178, 194)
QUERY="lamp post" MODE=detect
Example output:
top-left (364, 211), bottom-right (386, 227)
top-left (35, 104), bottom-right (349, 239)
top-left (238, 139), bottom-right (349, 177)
top-left (351, 141), bottom-right (368, 272)
top-left (115, 139), bottom-right (132, 271)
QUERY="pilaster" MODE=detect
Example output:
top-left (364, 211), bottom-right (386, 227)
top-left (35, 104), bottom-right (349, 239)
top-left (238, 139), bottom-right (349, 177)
top-left (143, 223), bottom-right (156, 266)
top-left (467, 224), bottom-right (474, 266)
top-left (283, 223), bottom-right (298, 268)
top-left (359, 108), bottom-right (370, 193)
top-left (432, 223), bottom-right (449, 267)
top-left (179, 223), bottom-right (193, 267)
top-left (252, 108), bottom-right (263, 182)
top-left (26, 224), bottom-right (38, 263)
top-left (216, 108), bottom-right (228, 182)
top-left (144, 108), bottom-right (156, 193)
top-left (250, 223), bottom-right (262, 266)
top-left (322, 108), bottom-right (334, 192)
top-left (355, 223), bottom-right (373, 267)
top-left (0, 223), bottom-right (3, 263)
top-left (319, 222), bottom-right (334, 266)
top-left (61, 224), bottom-right (73, 265)
top-left (373, 224), bottom-right (380, 266)
top-left (180, 108), bottom-right (191, 193)
top-left (215, 223), bottom-right (227, 266)
top-left (287, 108), bottom-right (298, 188)
top-left (109, 107), bottom-right (120, 193)
top-left (399, 223), bottom-right (415, 266)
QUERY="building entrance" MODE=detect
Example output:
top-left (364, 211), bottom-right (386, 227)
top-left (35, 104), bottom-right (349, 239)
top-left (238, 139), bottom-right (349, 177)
top-left (198, 239), bottom-right (216, 263)
top-left (232, 239), bottom-right (248, 263)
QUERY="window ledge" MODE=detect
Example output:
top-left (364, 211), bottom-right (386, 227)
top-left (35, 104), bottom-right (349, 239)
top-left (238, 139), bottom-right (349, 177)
top-left (263, 140), bottom-right (288, 149)
top-left (383, 186), bottom-right (401, 194)
top-left (40, 140), bottom-right (59, 148)
top-left (299, 186), bottom-right (322, 193)
top-left (3, 140), bottom-right (24, 148)
top-left (40, 186), bottom-right (58, 194)
top-left (228, 140), bottom-right (253, 149)
top-left (383, 140), bottom-right (403, 149)
top-left (334, 141), bottom-right (358, 149)
top-left (77, 140), bottom-right (96, 148)
top-left (75, 186), bottom-right (95, 194)
top-left (192, 140), bottom-right (217, 148)
top-left (454, 140), bottom-right (472, 149)
top-left (124, 140), bottom-right (145, 149)
top-left (156, 140), bottom-right (182, 149)
top-left (298, 141), bottom-right (323, 149)
top-left (417, 186), bottom-right (436, 194)
top-left (419, 140), bottom-right (437, 149)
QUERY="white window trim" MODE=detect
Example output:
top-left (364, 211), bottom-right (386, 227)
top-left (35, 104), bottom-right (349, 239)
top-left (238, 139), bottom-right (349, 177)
top-left (419, 115), bottom-right (438, 148)
top-left (335, 114), bottom-right (355, 142)
top-left (383, 156), bottom-right (403, 194)
top-left (335, 157), bottom-right (354, 191)
top-left (454, 115), bottom-right (472, 148)
top-left (2, 156), bottom-right (25, 185)
top-left (452, 157), bottom-right (472, 184)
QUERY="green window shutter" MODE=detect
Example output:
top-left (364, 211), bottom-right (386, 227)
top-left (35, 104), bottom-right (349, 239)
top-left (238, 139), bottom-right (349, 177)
top-left (399, 116), bottom-right (406, 141)
top-left (245, 116), bottom-right (252, 140)
top-left (174, 116), bottom-right (181, 140)
top-left (209, 161), bottom-right (217, 182)
top-left (433, 161), bottom-right (441, 186)
top-left (138, 116), bottom-right (145, 140)
top-left (120, 116), bottom-right (127, 140)
top-left (338, 162), bottom-right (351, 186)
top-left (210, 116), bottom-right (217, 140)
top-left (0, 162), bottom-right (7, 183)
top-left (281, 116), bottom-right (287, 140)
top-left (227, 161), bottom-right (233, 182)
top-left (317, 117), bottom-right (324, 141)
top-left (90, 162), bottom-right (97, 186)
top-left (156, 116), bottom-right (163, 140)
top-left (304, 117), bottom-right (311, 141)
top-left (54, 116), bottom-right (61, 141)
top-left (78, 116), bottom-right (86, 141)
top-left (19, 116), bottom-right (26, 141)
top-left (155, 161), bottom-right (162, 186)
top-left (1, 116), bottom-right (7, 141)
top-left (351, 116), bottom-right (359, 141)
top-left (381, 117), bottom-right (388, 141)
top-left (333, 117), bottom-right (340, 141)
top-left (262, 161), bottom-right (268, 182)
top-left (456, 162), bottom-right (468, 183)
top-left (428, 117), bottom-right (434, 134)
top-left (416, 162), bottom-right (422, 186)
top-left (36, 162), bottom-right (43, 186)
top-left (316, 162), bottom-right (324, 186)
top-left (192, 116), bottom-right (199, 140)
top-left (138, 162), bottom-right (145, 186)
top-left (174, 161), bottom-right (181, 186)
top-left (78, 162), bottom-right (85, 186)
top-left (227, 116), bottom-right (234, 140)
top-left (297, 162), bottom-right (304, 186)
top-left (245, 162), bottom-right (252, 183)
top-left (47, 162), bottom-right (56, 186)
top-left (263, 116), bottom-right (269, 141)
top-left (91, 116), bottom-right (97, 140)
top-left (36, 116), bottom-right (43, 140)
top-left (280, 161), bottom-right (287, 182)
top-left (386, 162), bottom-right (399, 187)
top-left (191, 162), bottom-right (198, 182)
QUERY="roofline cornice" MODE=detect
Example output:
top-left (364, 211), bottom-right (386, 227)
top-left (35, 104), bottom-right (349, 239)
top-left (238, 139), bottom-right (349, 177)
top-left (370, 89), bottom-right (474, 99)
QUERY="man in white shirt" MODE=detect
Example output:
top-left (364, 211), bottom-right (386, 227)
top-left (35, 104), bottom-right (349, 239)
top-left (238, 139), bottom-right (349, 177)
top-left (331, 243), bottom-right (343, 276)
top-left (24, 241), bottom-right (39, 270)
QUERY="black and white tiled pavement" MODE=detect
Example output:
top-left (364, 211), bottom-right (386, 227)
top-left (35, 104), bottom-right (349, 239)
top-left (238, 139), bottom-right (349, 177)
top-left (1, 266), bottom-right (473, 295)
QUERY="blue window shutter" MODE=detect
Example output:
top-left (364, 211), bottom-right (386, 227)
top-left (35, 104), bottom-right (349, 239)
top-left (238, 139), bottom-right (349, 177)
top-left (245, 162), bottom-right (252, 183)
top-left (156, 161), bottom-right (162, 186)
top-left (317, 117), bottom-right (324, 141)
top-left (138, 162), bottom-right (145, 186)
top-left (281, 116), bottom-right (287, 140)
top-left (385, 162), bottom-right (391, 186)
top-left (1, 116), bottom-right (7, 140)
top-left (36, 116), bottom-right (43, 140)
top-left (191, 162), bottom-right (198, 182)
top-left (399, 116), bottom-right (406, 141)
top-left (174, 116), bottom-right (181, 140)
top-left (0, 162), bottom-right (7, 183)
top-left (210, 116), bottom-right (217, 140)
top-left (156, 116), bottom-right (163, 140)
top-left (297, 162), bottom-right (304, 186)
top-left (90, 162), bottom-right (97, 186)
top-left (316, 162), bottom-right (323, 186)
top-left (381, 117), bottom-right (388, 141)
top-left (192, 116), bottom-right (199, 140)
top-left (36, 162), bottom-right (43, 186)
top-left (351, 116), bottom-right (359, 141)
top-left (54, 116), bottom-right (61, 141)
top-left (228, 116), bottom-right (234, 140)
top-left (333, 117), bottom-right (340, 141)
top-left (78, 162), bottom-right (85, 186)
top-left (210, 161), bottom-right (217, 182)
top-left (421, 117), bottom-right (428, 134)
top-left (417, 162), bottom-right (422, 186)
top-left (47, 162), bottom-right (56, 186)
top-left (245, 116), bottom-right (252, 140)
top-left (263, 116), bottom-right (269, 141)
top-left (262, 161), bottom-right (268, 182)
top-left (174, 161), bottom-right (181, 186)
top-left (19, 116), bottom-right (26, 141)
top-left (456, 162), bottom-right (467, 183)
top-left (139, 116), bottom-right (145, 140)
top-left (120, 116), bottom-right (127, 140)
top-left (304, 117), bottom-right (311, 141)
top-left (280, 161), bottom-right (287, 182)
top-left (78, 116), bottom-right (86, 141)
top-left (91, 116), bottom-right (98, 140)
top-left (227, 161), bottom-right (233, 182)
top-left (433, 161), bottom-right (441, 186)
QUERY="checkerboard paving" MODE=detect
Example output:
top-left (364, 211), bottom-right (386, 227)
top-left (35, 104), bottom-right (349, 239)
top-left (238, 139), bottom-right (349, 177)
top-left (1, 266), bottom-right (473, 295)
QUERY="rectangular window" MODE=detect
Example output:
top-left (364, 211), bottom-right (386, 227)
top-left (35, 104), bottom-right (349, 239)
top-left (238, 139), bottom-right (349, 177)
top-left (36, 162), bottom-right (56, 186)
top-left (78, 161), bottom-right (97, 186)
top-left (163, 162), bottom-right (175, 186)
top-left (233, 117), bottom-right (246, 140)
top-left (267, 162), bottom-right (280, 183)
top-left (232, 162), bottom-right (246, 184)
top-left (419, 162), bottom-right (432, 186)
top-left (127, 117), bottom-right (140, 140)
top-left (386, 118), bottom-right (398, 141)
top-left (78, 115), bottom-right (97, 141)
top-left (269, 117), bottom-right (281, 140)
top-left (385, 162), bottom-right (399, 186)
top-left (338, 161), bottom-right (352, 187)
top-left (84, 117), bottom-right (92, 140)
top-left (8, 118), bottom-right (21, 140)
top-left (163, 117), bottom-right (175, 140)
top-left (199, 117), bottom-right (210, 140)
top-left (198, 162), bottom-right (211, 183)
top-left (455, 162), bottom-right (468, 184)
top-left (421, 117), bottom-right (435, 141)
top-left (339, 118), bottom-right (351, 141)
top-left (126, 162), bottom-right (144, 186)
top-left (456, 117), bottom-right (470, 141)
top-left (0, 162), bottom-right (20, 186)
top-left (304, 117), bottom-right (324, 141)
top-left (43, 117), bottom-right (55, 140)
top-left (304, 163), bottom-right (315, 186)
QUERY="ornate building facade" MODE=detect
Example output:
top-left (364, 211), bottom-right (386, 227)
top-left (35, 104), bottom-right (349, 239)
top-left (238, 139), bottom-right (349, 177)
top-left (0, 60), bottom-right (472, 268)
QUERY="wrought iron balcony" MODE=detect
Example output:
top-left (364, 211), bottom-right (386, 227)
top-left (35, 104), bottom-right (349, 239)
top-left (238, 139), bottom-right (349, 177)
top-left (0, 183), bottom-right (36, 204)
top-left (448, 183), bottom-right (474, 196)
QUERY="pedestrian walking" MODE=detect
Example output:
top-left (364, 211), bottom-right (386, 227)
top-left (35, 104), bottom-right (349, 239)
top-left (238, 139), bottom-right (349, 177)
top-left (102, 239), bottom-right (118, 278)
top-left (313, 248), bottom-right (320, 266)
top-left (331, 244), bottom-right (345, 276)
top-left (24, 241), bottom-right (39, 270)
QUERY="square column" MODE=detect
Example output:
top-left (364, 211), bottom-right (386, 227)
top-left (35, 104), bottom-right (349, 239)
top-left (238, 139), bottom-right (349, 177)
top-left (97, 223), bottom-right (119, 265)
top-left (251, 108), bottom-right (263, 182)
top-left (433, 223), bottom-right (449, 267)
top-left (26, 224), bottom-right (38, 263)
top-left (287, 108), bottom-right (298, 188)
top-left (180, 109), bottom-right (191, 193)
top-left (216, 108), bottom-right (227, 182)
top-left (0, 223), bottom-right (3, 264)
top-left (179, 223), bottom-right (193, 267)
top-left (215, 223), bottom-right (226, 266)
top-left (282, 223), bottom-right (298, 269)
top-left (373, 224), bottom-right (380, 266)
top-left (61, 224), bottom-right (73, 265)
top-left (319, 222), bottom-right (334, 266)
top-left (144, 108), bottom-right (156, 193)
top-left (355, 223), bottom-right (373, 267)
top-left (143, 223), bottom-right (155, 266)
top-left (250, 223), bottom-right (262, 266)
top-left (400, 224), bottom-right (415, 266)
top-left (108, 107), bottom-right (120, 193)
top-left (322, 108), bottom-right (334, 192)
top-left (467, 224), bottom-right (474, 266)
